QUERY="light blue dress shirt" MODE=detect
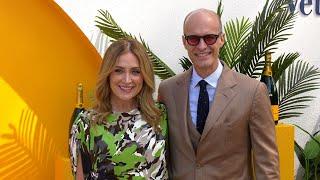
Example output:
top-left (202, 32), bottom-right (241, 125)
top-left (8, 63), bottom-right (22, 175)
top-left (189, 61), bottom-right (223, 125)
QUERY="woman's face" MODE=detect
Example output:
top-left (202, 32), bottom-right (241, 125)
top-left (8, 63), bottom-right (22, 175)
top-left (109, 52), bottom-right (143, 107)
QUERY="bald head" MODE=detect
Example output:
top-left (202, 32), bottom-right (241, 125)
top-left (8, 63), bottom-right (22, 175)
top-left (183, 8), bottom-right (222, 34)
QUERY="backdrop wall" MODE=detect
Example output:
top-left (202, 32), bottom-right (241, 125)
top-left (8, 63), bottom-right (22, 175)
top-left (0, 0), bottom-right (319, 179)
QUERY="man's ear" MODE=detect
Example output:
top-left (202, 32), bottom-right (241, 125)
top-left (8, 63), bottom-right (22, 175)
top-left (219, 33), bottom-right (225, 46)
top-left (182, 35), bottom-right (187, 49)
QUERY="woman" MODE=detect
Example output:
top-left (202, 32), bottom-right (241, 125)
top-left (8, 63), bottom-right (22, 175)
top-left (69, 38), bottom-right (168, 179)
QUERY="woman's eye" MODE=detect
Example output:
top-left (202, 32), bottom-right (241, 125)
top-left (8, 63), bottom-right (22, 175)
top-left (132, 70), bottom-right (141, 75)
top-left (114, 69), bottom-right (123, 73)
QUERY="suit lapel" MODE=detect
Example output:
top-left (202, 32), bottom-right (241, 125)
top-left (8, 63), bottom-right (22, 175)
top-left (174, 68), bottom-right (195, 156)
top-left (200, 64), bottom-right (238, 141)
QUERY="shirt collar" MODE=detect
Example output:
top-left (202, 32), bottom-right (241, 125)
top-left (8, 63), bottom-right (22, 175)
top-left (190, 60), bottom-right (223, 88)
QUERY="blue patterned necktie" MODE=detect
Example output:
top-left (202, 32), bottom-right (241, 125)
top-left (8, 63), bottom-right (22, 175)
top-left (196, 80), bottom-right (209, 134)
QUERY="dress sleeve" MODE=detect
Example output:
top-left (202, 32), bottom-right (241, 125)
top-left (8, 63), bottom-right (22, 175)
top-left (69, 111), bottom-right (90, 176)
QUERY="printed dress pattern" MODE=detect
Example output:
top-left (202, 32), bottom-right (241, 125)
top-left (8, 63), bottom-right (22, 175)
top-left (69, 104), bottom-right (168, 180)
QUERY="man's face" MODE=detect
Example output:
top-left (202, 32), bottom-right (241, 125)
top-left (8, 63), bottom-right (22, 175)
top-left (183, 12), bottom-right (224, 78)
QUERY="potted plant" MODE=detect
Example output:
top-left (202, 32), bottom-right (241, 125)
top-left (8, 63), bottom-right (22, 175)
top-left (295, 124), bottom-right (320, 179)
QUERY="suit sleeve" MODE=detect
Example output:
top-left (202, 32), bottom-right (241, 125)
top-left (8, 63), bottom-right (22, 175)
top-left (158, 81), bottom-right (166, 103)
top-left (249, 82), bottom-right (280, 180)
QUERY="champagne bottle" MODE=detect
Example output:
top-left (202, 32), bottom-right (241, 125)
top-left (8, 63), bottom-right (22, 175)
top-left (260, 51), bottom-right (279, 125)
top-left (69, 83), bottom-right (85, 133)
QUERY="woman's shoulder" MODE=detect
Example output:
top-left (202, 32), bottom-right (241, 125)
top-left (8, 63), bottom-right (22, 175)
top-left (73, 109), bottom-right (98, 127)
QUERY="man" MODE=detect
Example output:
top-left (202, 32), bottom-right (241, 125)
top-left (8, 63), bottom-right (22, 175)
top-left (158, 8), bottom-right (279, 179)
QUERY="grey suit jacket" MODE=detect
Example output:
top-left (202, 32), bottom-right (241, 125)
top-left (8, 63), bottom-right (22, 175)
top-left (158, 63), bottom-right (279, 180)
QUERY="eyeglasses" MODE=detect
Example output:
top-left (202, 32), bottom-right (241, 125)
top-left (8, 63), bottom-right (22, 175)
top-left (184, 34), bottom-right (220, 46)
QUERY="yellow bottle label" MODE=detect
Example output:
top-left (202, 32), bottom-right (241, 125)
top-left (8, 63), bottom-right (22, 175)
top-left (271, 105), bottom-right (279, 121)
top-left (262, 67), bottom-right (272, 76)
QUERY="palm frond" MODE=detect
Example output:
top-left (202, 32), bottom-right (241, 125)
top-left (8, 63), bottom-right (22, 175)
top-left (95, 9), bottom-right (129, 39)
top-left (272, 52), bottom-right (300, 82)
top-left (278, 60), bottom-right (320, 120)
top-left (0, 109), bottom-right (57, 179)
top-left (236, 0), bottom-right (297, 77)
top-left (216, 0), bottom-right (224, 17)
top-left (95, 9), bottom-right (175, 80)
top-left (139, 36), bottom-right (176, 80)
top-left (220, 17), bottom-right (252, 68)
top-left (179, 56), bottom-right (192, 71)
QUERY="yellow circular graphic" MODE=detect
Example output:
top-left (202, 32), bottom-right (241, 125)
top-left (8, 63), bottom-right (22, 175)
top-left (0, 1), bottom-right (101, 179)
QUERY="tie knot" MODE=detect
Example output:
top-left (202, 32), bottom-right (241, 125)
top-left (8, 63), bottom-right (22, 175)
top-left (198, 80), bottom-right (208, 89)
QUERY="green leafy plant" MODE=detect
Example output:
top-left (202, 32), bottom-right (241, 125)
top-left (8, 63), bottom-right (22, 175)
top-left (294, 124), bottom-right (320, 180)
top-left (95, 0), bottom-right (320, 122)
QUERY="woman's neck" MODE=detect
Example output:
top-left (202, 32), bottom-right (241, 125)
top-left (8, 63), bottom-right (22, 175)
top-left (111, 98), bottom-right (137, 112)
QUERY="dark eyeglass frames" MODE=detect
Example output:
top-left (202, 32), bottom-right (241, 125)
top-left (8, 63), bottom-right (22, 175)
top-left (184, 33), bottom-right (221, 46)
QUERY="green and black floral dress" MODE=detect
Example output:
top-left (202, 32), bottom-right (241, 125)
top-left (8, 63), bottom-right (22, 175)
top-left (69, 104), bottom-right (168, 180)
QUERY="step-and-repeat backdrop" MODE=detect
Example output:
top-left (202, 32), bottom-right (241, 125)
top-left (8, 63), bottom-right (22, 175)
top-left (1, 0), bottom-right (319, 179)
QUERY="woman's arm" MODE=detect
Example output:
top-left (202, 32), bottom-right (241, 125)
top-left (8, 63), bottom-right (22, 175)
top-left (76, 154), bottom-right (84, 180)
